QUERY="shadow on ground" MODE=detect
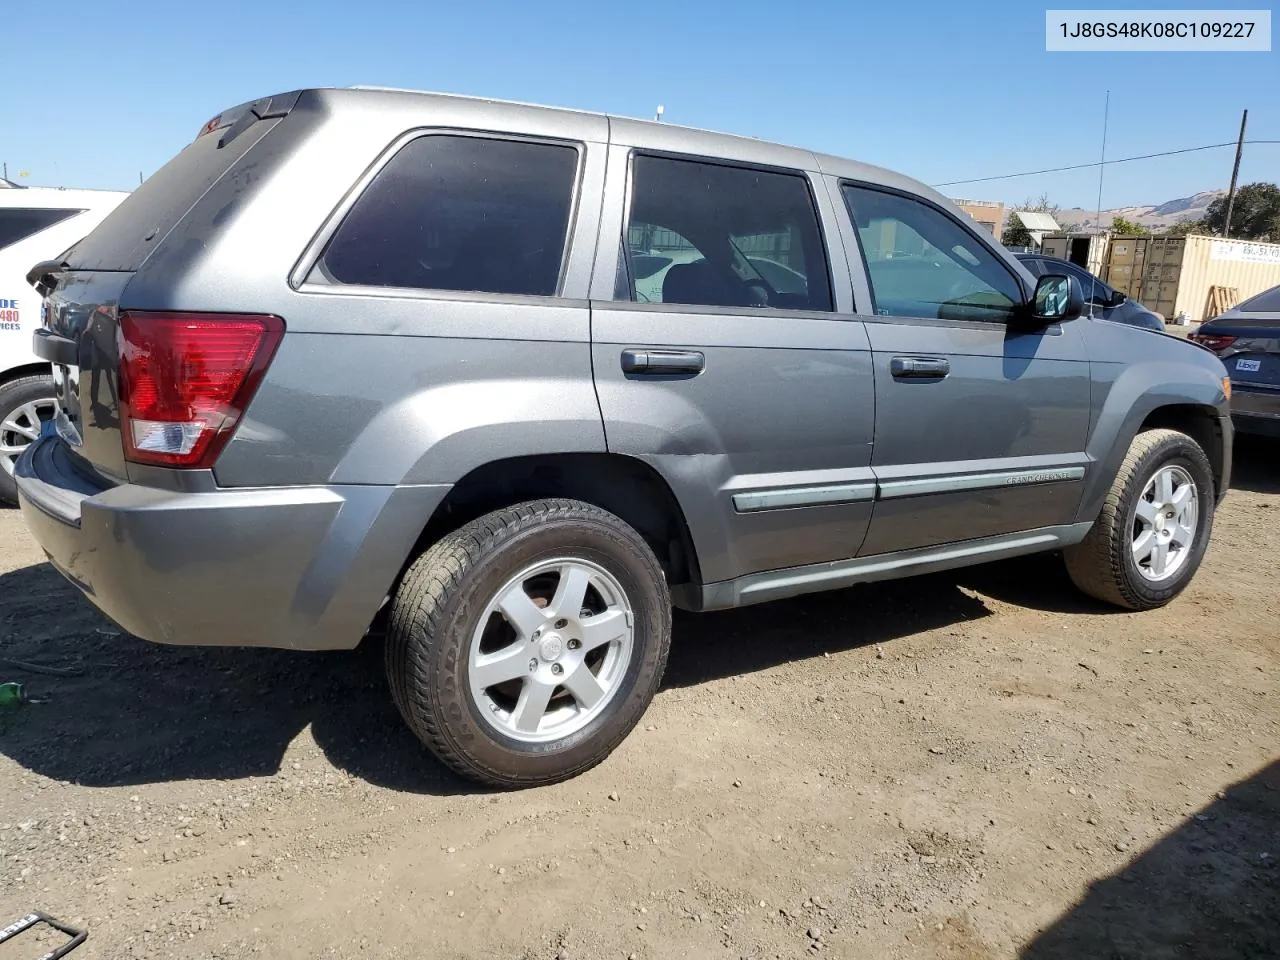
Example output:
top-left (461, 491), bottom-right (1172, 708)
top-left (1, 433), bottom-right (1274, 795)
top-left (1023, 760), bottom-right (1280, 960)
top-left (0, 558), bottom-right (996, 794)
top-left (1231, 434), bottom-right (1280, 496)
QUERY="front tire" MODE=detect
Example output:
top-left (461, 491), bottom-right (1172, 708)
top-left (1064, 428), bottom-right (1216, 610)
top-left (386, 498), bottom-right (671, 788)
top-left (0, 374), bottom-right (56, 507)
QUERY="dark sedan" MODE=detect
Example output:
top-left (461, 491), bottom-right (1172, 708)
top-left (1015, 253), bottom-right (1166, 332)
top-left (1189, 283), bottom-right (1280, 437)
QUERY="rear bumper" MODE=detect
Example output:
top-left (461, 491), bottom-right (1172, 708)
top-left (15, 435), bottom-right (449, 650)
top-left (1231, 385), bottom-right (1280, 438)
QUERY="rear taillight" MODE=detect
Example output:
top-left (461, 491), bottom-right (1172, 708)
top-left (118, 311), bottom-right (284, 468)
top-left (1188, 332), bottom-right (1237, 352)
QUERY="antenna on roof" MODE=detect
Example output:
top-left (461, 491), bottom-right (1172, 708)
top-left (654, 104), bottom-right (664, 122)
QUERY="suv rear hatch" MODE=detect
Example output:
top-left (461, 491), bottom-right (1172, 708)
top-left (29, 93), bottom-right (299, 484)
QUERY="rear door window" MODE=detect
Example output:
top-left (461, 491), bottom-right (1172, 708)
top-left (318, 135), bottom-right (579, 297)
top-left (622, 155), bottom-right (833, 312)
top-left (0, 208), bottom-right (82, 251)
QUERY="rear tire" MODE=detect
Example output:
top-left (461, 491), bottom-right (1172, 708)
top-left (0, 374), bottom-right (56, 506)
top-left (386, 498), bottom-right (671, 788)
top-left (1064, 428), bottom-right (1215, 610)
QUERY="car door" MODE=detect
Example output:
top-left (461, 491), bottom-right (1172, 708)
top-left (838, 183), bottom-right (1092, 556)
top-left (589, 135), bottom-right (876, 586)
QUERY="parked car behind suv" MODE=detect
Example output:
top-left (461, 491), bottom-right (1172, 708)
top-left (0, 184), bottom-right (128, 503)
top-left (17, 88), bottom-right (1232, 788)
top-left (1014, 252), bottom-right (1166, 332)
top-left (1189, 283), bottom-right (1280, 436)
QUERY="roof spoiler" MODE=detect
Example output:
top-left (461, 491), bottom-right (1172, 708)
top-left (194, 90), bottom-right (303, 148)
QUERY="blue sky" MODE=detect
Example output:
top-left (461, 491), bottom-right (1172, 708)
top-left (1, 0), bottom-right (1275, 209)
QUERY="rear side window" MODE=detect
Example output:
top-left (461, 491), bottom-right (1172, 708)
top-left (319, 135), bottom-right (579, 297)
top-left (1237, 284), bottom-right (1280, 313)
top-left (622, 155), bottom-right (833, 311)
top-left (0, 208), bottom-right (81, 251)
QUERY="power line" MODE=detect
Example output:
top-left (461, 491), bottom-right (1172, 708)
top-left (934, 139), bottom-right (1280, 188)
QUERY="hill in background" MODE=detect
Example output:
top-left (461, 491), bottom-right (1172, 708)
top-left (1048, 190), bottom-right (1223, 232)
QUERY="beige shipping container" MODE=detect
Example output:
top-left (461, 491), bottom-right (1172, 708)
top-left (1104, 234), bottom-right (1280, 323)
top-left (1040, 233), bottom-right (1111, 277)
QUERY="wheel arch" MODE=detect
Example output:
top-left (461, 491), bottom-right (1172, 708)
top-left (0, 362), bottom-right (53, 387)
top-left (401, 452), bottom-right (704, 601)
top-left (1137, 404), bottom-right (1226, 497)
top-left (1078, 362), bottom-right (1229, 526)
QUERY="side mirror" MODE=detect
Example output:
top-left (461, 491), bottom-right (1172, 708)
top-left (1108, 289), bottom-right (1127, 307)
top-left (1027, 274), bottom-right (1084, 326)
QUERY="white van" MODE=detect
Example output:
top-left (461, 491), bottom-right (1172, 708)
top-left (0, 184), bottom-right (129, 503)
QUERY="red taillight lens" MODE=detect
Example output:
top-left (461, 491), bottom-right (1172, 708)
top-left (118, 311), bottom-right (284, 468)
top-left (1188, 333), bottom-right (1237, 352)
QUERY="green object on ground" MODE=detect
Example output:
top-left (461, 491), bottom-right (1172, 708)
top-left (0, 681), bottom-right (29, 709)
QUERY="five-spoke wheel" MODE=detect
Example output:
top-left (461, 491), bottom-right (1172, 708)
top-left (385, 499), bottom-right (670, 788)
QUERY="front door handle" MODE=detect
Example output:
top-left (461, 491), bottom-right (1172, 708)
top-left (621, 349), bottom-right (705, 376)
top-left (890, 356), bottom-right (950, 379)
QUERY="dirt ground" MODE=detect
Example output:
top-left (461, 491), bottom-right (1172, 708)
top-left (1, 439), bottom-right (1276, 960)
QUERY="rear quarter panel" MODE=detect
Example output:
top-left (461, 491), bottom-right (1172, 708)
top-left (119, 90), bottom-right (612, 489)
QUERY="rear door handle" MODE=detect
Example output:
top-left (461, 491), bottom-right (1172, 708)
top-left (890, 356), bottom-right (950, 379)
top-left (621, 349), bottom-right (705, 376)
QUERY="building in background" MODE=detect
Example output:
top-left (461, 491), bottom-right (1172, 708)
top-left (952, 198), bottom-right (1005, 236)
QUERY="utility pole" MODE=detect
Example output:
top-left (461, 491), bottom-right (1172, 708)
top-left (1223, 109), bottom-right (1247, 239)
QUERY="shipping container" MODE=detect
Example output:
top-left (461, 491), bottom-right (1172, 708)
top-left (1104, 234), bottom-right (1280, 323)
top-left (1107, 236), bottom-right (1150, 266)
top-left (1040, 233), bottom-right (1110, 278)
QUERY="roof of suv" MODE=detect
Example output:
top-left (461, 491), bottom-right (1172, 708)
top-left (318, 86), bottom-right (955, 212)
top-left (0, 185), bottom-right (131, 210)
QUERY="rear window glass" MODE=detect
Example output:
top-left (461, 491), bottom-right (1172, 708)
top-left (1237, 285), bottom-right (1280, 313)
top-left (0, 208), bottom-right (81, 251)
top-left (318, 135), bottom-right (579, 297)
top-left (65, 117), bottom-right (278, 271)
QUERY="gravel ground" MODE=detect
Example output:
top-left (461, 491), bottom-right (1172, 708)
top-left (1, 437), bottom-right (1276, 960)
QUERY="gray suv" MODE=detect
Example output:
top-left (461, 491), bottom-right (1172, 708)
top-left (17, 88), bottom-right (1232, 788)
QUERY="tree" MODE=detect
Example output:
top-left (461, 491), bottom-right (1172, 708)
top-left (1001, 193), bottom-right (1061, 247)
top-left (1110, 215), bottom-right (1150, 236)
top-left (1202, 182), bottom-right (1280, 241)
top-left (1001, 217), bottom-right (1033, 247)
top-left (1160, 219), bottom-right (1207, 237)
